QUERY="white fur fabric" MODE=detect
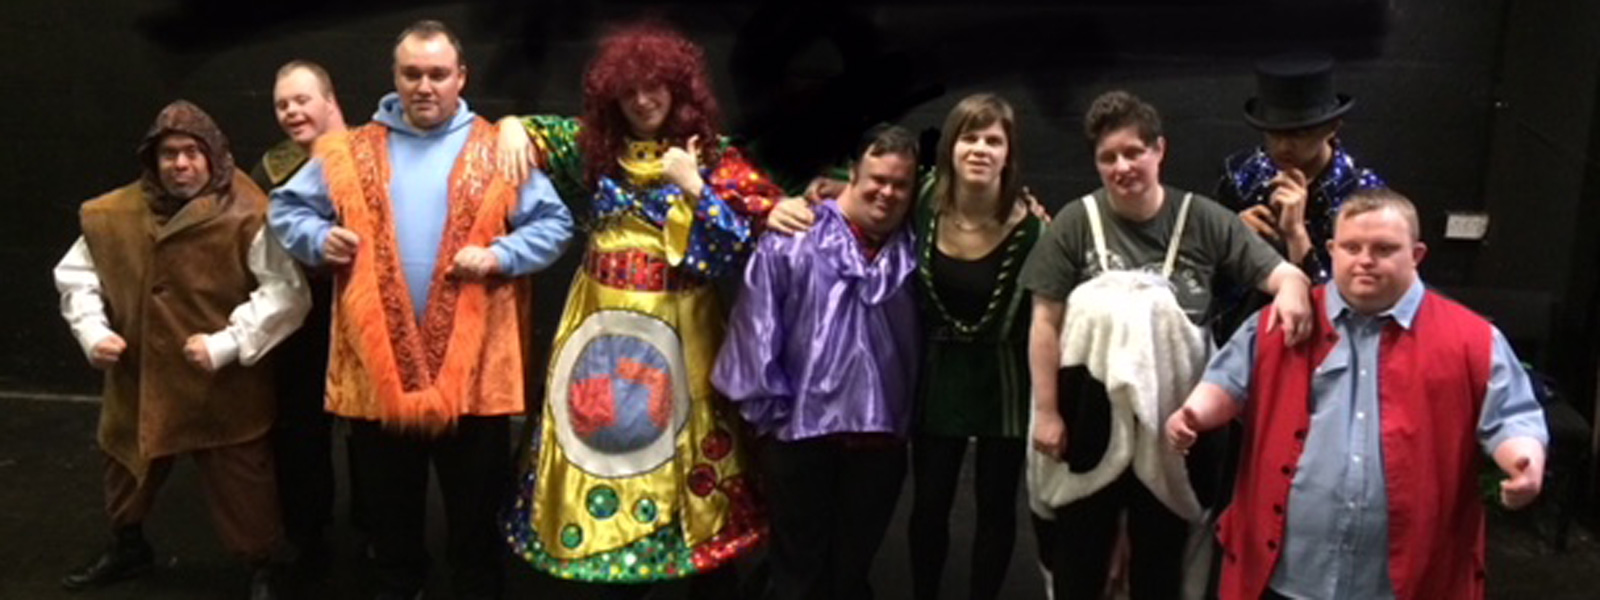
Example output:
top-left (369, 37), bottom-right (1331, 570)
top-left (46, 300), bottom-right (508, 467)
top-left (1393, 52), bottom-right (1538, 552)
top-left (1027, 270), bottom-right (1208, 522)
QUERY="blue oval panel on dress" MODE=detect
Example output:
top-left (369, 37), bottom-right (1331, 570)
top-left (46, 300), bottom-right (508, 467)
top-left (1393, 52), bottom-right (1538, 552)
top-left (567, 335), bottom-right (674, 454)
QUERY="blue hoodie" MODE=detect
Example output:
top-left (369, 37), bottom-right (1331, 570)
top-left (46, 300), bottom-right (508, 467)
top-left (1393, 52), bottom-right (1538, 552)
top-left (269, 93), bottom-right (573, 318)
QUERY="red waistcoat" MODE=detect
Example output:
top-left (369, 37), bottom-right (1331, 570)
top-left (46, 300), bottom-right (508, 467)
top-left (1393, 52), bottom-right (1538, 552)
top-left (1217, 285), bottom-right (1492, 600)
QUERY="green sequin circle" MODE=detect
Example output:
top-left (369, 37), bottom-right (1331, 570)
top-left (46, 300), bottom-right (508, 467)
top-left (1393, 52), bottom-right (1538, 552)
top-left (560, 524), bottom-right (584, 549)
top-left (587, 486), bottom-right (620, 519)
top-left (633, 498), bottom-right (659, 523)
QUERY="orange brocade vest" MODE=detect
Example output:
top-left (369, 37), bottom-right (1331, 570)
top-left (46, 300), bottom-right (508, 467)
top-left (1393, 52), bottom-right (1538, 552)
top-left (1219, 285), bottom-right (1493, 600)
top-left (316, 120), bottom-right (527, 430)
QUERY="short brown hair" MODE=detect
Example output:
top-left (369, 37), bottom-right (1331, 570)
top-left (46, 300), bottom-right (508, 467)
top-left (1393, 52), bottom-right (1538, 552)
top-left (856, 123), bottom-right (919, 165)
top-left (275, 59), bottom-right (336, 98)
top-left (395, 19), bottom-right (465, 66)
top-left (1083, 90), bottom-right (1162, 146)
top-left (1337, 187), bottom-right (1422, 241)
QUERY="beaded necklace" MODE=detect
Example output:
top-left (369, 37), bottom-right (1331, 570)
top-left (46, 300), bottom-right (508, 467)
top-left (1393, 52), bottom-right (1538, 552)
top-left (918, 207), bottom-right (1031, 338)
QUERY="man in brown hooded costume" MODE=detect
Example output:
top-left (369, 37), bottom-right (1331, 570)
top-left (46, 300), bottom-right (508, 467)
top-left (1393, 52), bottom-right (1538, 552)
top-left (52, 100), bottom-right (311, 600)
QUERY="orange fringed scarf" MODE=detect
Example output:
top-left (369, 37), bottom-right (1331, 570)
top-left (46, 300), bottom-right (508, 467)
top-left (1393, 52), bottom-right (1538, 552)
top-left (315, 119), bottom-right (526, 432)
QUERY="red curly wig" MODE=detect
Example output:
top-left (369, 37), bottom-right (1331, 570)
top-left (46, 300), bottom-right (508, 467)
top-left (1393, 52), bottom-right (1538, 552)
top-left (579, 22), bottom-right (723, 188)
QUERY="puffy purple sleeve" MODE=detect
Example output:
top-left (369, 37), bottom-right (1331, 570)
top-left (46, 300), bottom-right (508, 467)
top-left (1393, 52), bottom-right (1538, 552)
top-left (712, 232), bottom-right (794, 435)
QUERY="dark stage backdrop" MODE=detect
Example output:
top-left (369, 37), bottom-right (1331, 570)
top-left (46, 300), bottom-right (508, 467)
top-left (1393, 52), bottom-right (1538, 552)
top-left (3, 0), bottom-right (1597, 428)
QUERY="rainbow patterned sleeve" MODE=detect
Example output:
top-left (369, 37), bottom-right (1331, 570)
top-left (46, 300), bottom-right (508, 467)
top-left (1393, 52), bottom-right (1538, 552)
top-left (671, 147), bottom-right (785, 280)
top-left (520, 115), bottom-right (587, 201)
top-left (707, 146), bottom-right (783, 235)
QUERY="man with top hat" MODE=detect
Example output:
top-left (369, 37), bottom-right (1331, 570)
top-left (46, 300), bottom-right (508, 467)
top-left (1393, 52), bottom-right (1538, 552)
top-left (1216, 53), bottom-right (1385, 284)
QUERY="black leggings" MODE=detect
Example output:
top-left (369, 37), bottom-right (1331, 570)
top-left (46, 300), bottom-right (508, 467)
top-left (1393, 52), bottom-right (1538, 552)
top-left (907, 434), bottom-right (1025, 600)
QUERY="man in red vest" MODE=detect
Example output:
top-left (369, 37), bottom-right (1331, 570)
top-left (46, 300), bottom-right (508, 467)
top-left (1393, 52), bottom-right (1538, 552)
top-left (1167, 187), bottom-right (1547, 600)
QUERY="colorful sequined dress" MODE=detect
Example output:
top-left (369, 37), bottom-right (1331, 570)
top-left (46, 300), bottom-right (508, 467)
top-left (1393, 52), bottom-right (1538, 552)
top-left (504, 115), bottom-right (776, 582)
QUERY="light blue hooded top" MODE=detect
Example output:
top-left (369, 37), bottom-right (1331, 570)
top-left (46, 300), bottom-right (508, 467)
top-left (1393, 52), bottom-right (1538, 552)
top-left (269, 93), bottom-right (573, 317)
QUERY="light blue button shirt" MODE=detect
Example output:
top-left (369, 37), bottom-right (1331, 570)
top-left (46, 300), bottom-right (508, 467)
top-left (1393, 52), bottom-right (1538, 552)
top-left (1202, 279), bottom-right (1548, 600)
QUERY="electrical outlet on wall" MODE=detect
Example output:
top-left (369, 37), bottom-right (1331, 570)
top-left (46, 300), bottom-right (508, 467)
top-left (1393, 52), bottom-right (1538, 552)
top-left (1444, 212), bottom-right (1490, 241)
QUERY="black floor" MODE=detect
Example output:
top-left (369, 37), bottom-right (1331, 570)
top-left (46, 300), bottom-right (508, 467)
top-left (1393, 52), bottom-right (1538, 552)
top-left (1, 395), bottom-right (1596, 599)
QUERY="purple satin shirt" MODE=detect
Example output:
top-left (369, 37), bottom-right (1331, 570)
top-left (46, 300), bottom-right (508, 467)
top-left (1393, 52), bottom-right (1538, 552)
top-left (712, 200), bottom-right (920, 442)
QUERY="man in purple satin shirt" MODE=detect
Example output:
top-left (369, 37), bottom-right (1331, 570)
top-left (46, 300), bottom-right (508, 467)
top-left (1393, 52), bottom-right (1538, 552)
top-left (714, 124), bottom-right (921, 600)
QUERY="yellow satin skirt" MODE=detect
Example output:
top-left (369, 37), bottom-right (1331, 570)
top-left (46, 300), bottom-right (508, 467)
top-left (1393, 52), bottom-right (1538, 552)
top-left (505, 215), bottom-right (764, 582)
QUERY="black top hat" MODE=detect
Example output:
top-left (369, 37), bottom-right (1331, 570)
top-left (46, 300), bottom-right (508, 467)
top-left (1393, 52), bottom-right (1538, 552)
top-left (1243, 53), bottom-right (1354, 131)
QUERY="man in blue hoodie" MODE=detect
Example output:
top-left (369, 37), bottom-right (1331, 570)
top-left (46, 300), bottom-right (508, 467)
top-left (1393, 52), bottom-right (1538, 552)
top-left (269, 20), bottom-right (573, 600)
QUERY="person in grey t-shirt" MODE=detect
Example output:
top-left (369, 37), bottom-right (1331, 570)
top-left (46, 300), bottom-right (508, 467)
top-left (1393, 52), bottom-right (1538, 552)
top-left (1020, 90), bottom-right (1311, 600)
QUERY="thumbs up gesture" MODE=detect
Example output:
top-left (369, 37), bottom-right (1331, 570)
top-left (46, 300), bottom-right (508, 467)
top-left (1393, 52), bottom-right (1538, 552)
top-left (662, 135), bottom-right (706, 198)
top-left (1500, 454), bottom-right (1544, 510)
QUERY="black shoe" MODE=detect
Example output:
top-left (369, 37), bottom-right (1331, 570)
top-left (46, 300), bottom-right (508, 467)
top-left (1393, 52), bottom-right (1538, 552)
top-left (249, 565), bottom-right (279, 600)
top-left (60, 529), bottom-right (155, 590)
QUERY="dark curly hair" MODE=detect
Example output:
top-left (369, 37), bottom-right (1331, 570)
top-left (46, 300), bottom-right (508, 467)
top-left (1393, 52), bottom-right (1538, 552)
top-left (1083, 90), bottom-right (1162, 147)
top-left (579, 22), bottom-right (722, 188)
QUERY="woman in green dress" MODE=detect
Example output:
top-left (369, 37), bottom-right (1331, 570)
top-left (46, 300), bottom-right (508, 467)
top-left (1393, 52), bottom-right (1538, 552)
top-left (906, 94), bottom-right (1042, 600)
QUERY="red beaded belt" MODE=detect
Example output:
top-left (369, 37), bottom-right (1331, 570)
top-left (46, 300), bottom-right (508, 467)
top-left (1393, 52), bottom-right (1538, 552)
top-left (583, 249), bottom-right (705, 292)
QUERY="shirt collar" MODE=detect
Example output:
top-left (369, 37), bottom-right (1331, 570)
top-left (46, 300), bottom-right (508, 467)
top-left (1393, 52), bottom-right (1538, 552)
top-left (1313, 140), bottom-right (1357, 194)
top-left (845, 212), bottom-right (887, 261)
top-left (824, 198), bottom-right (894, 261)
top-left (1328, 277), bottom-right (1425, 329)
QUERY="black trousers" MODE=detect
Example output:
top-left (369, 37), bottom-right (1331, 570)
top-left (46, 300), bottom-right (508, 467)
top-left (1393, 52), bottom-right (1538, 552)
top-left (1042, 470), bottom-right (1189, 600)
top-left (348, 416), bottom-right (511, 599)
top-left (271, 276), bottom-right (336, 550)
top-left (1042, 366), bottom-right (1192, 600)
top-left (271, 379), bottom-right (333, 554)
top-left (907, 434), bottom-right (1024, 600)
top-left (758, 434), bottom-right (907, 600)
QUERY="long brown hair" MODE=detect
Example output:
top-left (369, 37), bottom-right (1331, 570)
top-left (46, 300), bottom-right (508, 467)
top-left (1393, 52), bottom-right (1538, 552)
top-left (933, 93), bottom-right (1020, 223)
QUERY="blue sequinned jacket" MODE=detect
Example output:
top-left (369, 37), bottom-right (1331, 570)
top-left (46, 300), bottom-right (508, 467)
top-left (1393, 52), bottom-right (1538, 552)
top-left (1215, 141), bottom-right (1384, 282)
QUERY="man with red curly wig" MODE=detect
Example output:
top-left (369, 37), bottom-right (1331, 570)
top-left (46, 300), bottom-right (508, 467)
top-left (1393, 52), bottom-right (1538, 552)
top-left (269, 20), bottom-right (574, 600)
top-left (497, 21), bottom-right (780, 594)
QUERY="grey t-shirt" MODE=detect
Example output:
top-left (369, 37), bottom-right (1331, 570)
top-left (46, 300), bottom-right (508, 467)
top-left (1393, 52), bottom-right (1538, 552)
top-left (1020, 186), bottom-right (1283, 324)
